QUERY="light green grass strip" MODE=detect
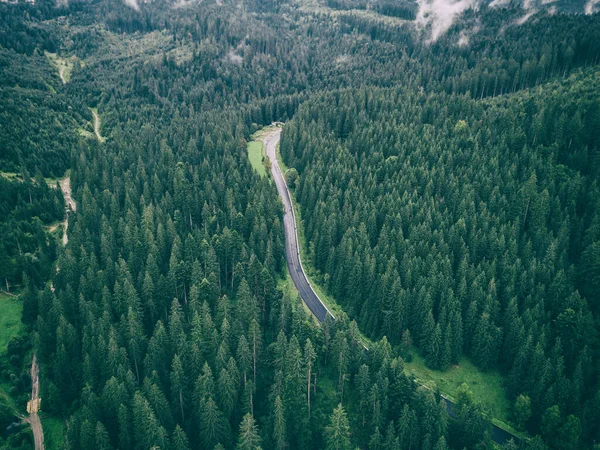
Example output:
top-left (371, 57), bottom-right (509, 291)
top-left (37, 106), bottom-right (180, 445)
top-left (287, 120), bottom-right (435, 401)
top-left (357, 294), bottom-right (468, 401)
top-left (44, 52), bottom-right (76, 84)
top-left (42, 416), bottom-right (65, 450)
top-left (247, 141), bottom-right (266, 177)
top-left (0, 292), bottom-right (23, 355)
top-left (404, 351), bottom-right (511, 424)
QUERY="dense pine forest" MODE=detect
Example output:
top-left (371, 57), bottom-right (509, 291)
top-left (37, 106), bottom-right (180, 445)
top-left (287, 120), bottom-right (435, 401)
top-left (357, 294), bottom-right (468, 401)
top-left (0, 0), bottom-right (599, 449)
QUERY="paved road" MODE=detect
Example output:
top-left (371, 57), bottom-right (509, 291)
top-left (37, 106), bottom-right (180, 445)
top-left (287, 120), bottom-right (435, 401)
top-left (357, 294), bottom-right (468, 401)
top-left (264, 128), bottom-right (333, 323)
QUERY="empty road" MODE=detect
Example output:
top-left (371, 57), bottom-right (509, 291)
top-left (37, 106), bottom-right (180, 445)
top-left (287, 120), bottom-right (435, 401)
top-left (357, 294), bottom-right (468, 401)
top-left (264, 128), bottom-right (333, 322)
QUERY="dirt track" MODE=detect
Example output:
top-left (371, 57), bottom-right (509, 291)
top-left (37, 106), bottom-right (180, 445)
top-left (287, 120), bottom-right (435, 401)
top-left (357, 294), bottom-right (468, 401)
top-left (58, 66), bottom-right (66, 84)
top-left (24, 355), bottom-right (44, 450)
top-left (91, 109), bottom-right (105, 142)
top-left (58, 176), bottom-right (75, 245)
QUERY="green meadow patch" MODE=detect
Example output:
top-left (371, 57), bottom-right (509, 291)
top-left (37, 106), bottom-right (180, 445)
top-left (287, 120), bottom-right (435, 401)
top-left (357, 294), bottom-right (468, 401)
top-left (247, 141), bottom-right (266, 177)
top-left (0, 292), bottom-right (23, 355)
top-left (44, 52), bottom-right (78, 84)
top-left (404, 351), bottom-right (511, 425)
top-left (42, 416), bottom-right (65, 450)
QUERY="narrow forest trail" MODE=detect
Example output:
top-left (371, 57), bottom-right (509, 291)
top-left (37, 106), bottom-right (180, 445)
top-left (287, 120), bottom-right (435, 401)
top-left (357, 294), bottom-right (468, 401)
top-left (48, 175), bottom-right (76, 245)
top-left (91, 108), bottom-right (105, 142)
top-left (59, 176), bottom-right (76, 245)
top-left (58, 66), bottom-right (66, 85)
top-left (24, 355), bottom-right (44, 450)
top-left (48, 174), bottom-right (76, 245)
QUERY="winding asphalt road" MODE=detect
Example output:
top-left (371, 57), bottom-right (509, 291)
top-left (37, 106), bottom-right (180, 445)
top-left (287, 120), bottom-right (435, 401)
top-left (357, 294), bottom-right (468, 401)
top-left (264, 128), bottom-right (334, 323)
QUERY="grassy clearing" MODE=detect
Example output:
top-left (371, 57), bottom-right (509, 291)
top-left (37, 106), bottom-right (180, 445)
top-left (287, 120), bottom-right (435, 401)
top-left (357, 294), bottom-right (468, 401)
top-left (42, 416), bottom-right (65, 450)
top-left (0, 291), bottom-right (26, 423)
top-left (0, 171), bottom-right (20, 181)
top-left (46, 221), bottom-right (66, 242)
top-left (78, 110), bottom-right (100, 141)
top-left (44, 177), bottom-right (61, 187)
top-left (247, 141), bottom-right (267, 177)
top-left (44, 52), bottom-right (78, 84)
top-left (78, 128), bottom-right (95, 140)
top-left (44, 169), bottom-right (70, 188)
top-left (404, 351), bottom-right (512, 424)
top-left (0, 292), bottom-right (23, 355)
top-left (247, 124), bottom-right (281, 176)
top-left (90, 108), bottom-right (106, 143)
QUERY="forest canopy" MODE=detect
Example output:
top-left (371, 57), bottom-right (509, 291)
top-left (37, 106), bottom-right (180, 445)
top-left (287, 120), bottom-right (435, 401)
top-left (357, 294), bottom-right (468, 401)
top-left (0, 0), bottom-right (599, 449)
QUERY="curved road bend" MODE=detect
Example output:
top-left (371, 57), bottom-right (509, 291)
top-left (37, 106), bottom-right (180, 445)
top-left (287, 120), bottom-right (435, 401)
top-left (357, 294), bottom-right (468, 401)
top-left (264, 128), bottom-right (333, 323)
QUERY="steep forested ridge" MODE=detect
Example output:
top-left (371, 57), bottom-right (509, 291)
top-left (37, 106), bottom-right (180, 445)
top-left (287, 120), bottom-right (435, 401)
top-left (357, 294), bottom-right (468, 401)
top-left (0, 0), bottom-right (599, 449)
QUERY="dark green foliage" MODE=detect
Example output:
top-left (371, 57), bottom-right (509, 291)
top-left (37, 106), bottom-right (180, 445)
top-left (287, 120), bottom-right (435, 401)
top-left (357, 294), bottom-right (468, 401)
top-left (0, 46), bottom-right (88, 177)
top-left (236, 413), bottom-right (261, 450)
top-left (325, 404), bottom-right (352, 450)
top-left (281, 71), bottom-right (600, 447)
top-left (0, 176), bottom-right (64, 290)
top-left (0, 2), bottom-right (60, 55)
top-left (514, 394), bottom-right (531, 430)
top-left (1, 1), bottom-right (599, 449)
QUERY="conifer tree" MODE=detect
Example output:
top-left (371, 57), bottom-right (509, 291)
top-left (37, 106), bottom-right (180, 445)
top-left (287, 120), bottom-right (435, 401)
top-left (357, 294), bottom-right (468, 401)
top-left (304, 338), bottom-right (316, 418)
top-left (171, 425), bottom-right (191, 450)
top-left (273, 395), bottom-right (286, 450)
top-left (325, 404), bottom-right (352, 450)
top-left (237, 413), bottom-right (262, 450)
top-left (199, 396), bottom-right (227, 448)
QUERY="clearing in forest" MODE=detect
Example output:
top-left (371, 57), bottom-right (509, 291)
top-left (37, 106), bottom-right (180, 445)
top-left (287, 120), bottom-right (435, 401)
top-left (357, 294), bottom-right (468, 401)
top-left (0, 292), bottom-right (25, 442)
top-left (47, 172), bottom-right (76, 245)
top-left (44, 52), bottom-right (78, 84)
top-left (247, 141), bottom-right (266, 177)
top-left (247, 132), bottom-right (268, 177)
top-left (91, 108), bottom-right (106, 143)
top-left (404, 352), bottom-right (512, 423)
top-left (0, 291), bottom-right (23, 354)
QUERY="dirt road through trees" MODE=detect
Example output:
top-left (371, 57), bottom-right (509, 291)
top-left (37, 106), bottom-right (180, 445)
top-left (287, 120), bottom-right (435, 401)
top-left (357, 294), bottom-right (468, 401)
top-left (24, 355), bottom-right (44, 450)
